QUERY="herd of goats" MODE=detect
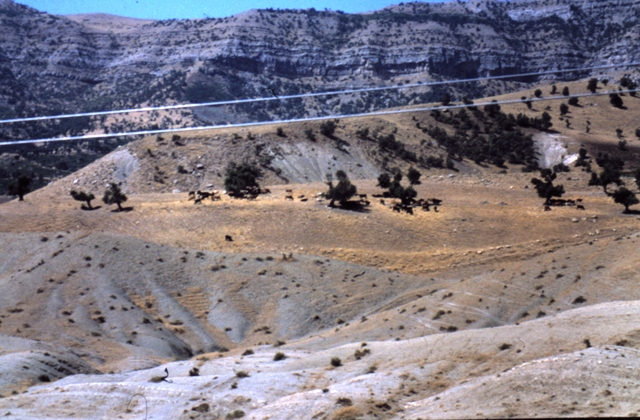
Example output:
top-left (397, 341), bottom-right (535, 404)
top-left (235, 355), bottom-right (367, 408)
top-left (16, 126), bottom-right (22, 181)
top-left (186, 187), bottom-right (443, 215)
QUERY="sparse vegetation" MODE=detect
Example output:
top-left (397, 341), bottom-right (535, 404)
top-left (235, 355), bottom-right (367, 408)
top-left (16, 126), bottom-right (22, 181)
top-left (330, 357), bottom-right (342, 367)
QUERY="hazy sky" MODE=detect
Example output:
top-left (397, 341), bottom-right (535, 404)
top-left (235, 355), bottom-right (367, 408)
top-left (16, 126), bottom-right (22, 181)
top-left (17, 0), bottom-right (445, 20)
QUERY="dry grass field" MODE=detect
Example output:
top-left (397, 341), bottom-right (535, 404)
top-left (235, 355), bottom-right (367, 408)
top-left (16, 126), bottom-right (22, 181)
top-left (1, 78), bottom-right (640, 418)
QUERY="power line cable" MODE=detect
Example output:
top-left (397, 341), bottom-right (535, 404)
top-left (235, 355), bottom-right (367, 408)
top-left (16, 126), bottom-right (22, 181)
top-left (1, 89), bottom-right (637, 146)
top-left (0, 62), bottom-right (637, 125)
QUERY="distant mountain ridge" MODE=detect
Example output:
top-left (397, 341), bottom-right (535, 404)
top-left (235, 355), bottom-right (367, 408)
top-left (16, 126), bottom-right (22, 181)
top-left (0, 0), bottom-right (639, 191)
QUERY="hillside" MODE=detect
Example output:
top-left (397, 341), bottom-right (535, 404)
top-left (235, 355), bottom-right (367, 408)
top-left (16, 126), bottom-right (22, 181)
top-left (0, 77), bottom-right (640, 417)
top-left (1, 0), bottom-right (640, 192)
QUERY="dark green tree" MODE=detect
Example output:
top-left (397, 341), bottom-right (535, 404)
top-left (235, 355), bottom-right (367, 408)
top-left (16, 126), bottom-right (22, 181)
top-left (540, 112), bottom-right (553, 130)
top-left (612, 187), bottom-right (639, 212)
top-left (620, 76), bottom-right (630, 88)
top-left (70, 190), bottom-right (96, 209)
top-left (610, 93), bottom-right (624, 108)
top-left (440, 93), bottom-right (451, 106)
top-left (589, 168), bottom-right (622, 195)
top-left (550, 84), bottom-right (557, 94)
top-left (224, 162), bottom-right (262, 195)
top-left (562, 86), bottom-right (570, 96)
top-left (560, 103), bottom-right (569, 115)
top-left (320, 120), bottom-right (339, 137)
top-left (568, 97), bottom-right (579, 106)
top-left (534, 89), bottom-right (542, 98)
top-left (531, 169), bottom-right (565, 205)
top-left (102, 183), bottom-right (128, 211)
top-left (587, 78), bottom-right (598, 93)
top-left (634, 168), bottom-right (640, 190)
top-left (407, 167), bottom-right (422, 185)
top-left (326, 170), bottom-right (357, 207)
top-left (636, 128), bottom-right (640, 139)
top-left (377, 173), bottom-right (391, 189)
top-left (8, 175), bottom-right (31, 201)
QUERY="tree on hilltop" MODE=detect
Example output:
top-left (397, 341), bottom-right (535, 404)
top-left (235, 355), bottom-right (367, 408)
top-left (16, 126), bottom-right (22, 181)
top-left (70, 190), bottom-right (96, 209)
top-left (8, 175), bottom-right (31, 201)
top-left (102, 183), bottom-right (128, 211)
top-left (587, 78), bottom-right (598, 94)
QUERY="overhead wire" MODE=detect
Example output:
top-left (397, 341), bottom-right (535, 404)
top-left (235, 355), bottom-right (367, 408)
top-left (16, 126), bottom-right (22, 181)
top-left (1, 88), bottom-right (637, 146)
top-left (0, 62), bottom-right (638, 125)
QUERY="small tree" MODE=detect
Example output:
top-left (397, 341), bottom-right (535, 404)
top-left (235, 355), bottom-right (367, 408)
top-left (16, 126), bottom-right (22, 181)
top-left (303, 129), bottom-right (316, 141)
top-left (635, 168), bottom-right (640, 190)
top-left (550, 84), bottom-right (557, 94)
top-left (562, 86), bottom-right (570, 96)
top-left (326, 170), bottom-right (357, 207)
top-left (587, 78), bottom-right (598, 93)
top-left (70, 190), bottom-right (96, 209)
top-left (521, 96), bottom-right (532, 109)
top-left (534, 89), bottom-right (542, 98)
top-left (610, 93), bottom-right (624, 108)
top-left (320, 120), bottom-right (339, 137)
top-left (224, 162), bottom-right (261, 195)
top-left (636, 128), bottom-right (640, 139)
top-left (560, 103), bottom-right (569, 116)
top-left (568, 97), bottom-right (579, 106)
top-left (612, 187), bottom-right (639, 213)
top-left (540, 111), bottom-right (553, 131)
top-left (102, 183), bottom-right (128, 211)
top-left (8, 175), bottom-right (31, 201)
top-left (440, 92), bottom-right (451, 106)
top-left (531, 169), bottom-right (565, 205)
top-left (407, 167), bottom-right (422, 185)
top-left (276, 127), bottom-right (285, 137)
top-left (620, 76), bottom-right (630, 88)
top-left (377, 173), bottom-right (391, 189)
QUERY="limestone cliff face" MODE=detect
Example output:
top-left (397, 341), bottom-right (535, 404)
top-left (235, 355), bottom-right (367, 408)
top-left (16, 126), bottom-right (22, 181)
top-left (0, 0), bottom-right (639, 136)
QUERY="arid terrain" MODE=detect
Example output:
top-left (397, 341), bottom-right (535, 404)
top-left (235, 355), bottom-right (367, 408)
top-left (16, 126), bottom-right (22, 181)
top-left (0, 71), bottom-right (639, 419)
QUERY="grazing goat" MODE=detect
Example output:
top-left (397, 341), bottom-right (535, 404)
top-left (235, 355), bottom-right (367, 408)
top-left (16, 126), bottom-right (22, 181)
top-left (430, 198), bottom-right (443, 206)
top-left (285, 195), bottom-right (294, 201)
top-left (577, 204), bottom-right (585, 210)
top-left (225, 235), bottom-right (233, 242)
top-left (285, 189), bottom-right (293, 193)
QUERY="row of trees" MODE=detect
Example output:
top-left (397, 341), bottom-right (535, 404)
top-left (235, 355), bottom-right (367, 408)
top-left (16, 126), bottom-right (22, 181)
top-left (70, 183), bottom-right (128, 211)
